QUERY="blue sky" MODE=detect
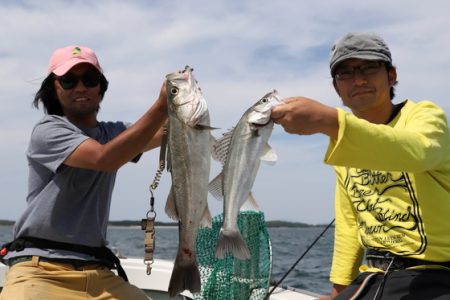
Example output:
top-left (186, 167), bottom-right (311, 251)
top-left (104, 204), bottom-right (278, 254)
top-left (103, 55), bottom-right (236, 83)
top-left (1, 0), bottom-right (450, 224)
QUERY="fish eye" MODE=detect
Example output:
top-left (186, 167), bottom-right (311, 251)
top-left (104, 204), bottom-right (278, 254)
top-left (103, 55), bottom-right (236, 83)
top-left (261, 98), bottom-right (268, 103)
top-left (170, 87), bottom-right (179, 95)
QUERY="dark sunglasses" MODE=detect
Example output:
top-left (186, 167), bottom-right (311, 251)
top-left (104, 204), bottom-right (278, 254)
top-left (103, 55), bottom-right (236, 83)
top-left (57, 72), bottom-right (102, 90)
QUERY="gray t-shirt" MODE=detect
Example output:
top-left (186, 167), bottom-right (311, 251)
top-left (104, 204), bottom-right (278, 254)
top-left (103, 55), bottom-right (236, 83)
top-left (6, 115), bottom-right (133, 261)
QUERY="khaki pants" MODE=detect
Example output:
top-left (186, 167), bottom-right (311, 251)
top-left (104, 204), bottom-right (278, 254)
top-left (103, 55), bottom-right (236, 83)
top-left (0, 256), bottom-right (150, 300)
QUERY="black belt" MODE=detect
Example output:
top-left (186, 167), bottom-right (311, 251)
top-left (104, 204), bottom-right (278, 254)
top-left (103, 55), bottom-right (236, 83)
top-left (1, 237), bottom-right (128, 281)
top-left (8, 256), bottom-right (104, 269)
top-left (366, 249), bottom-right (450, 271)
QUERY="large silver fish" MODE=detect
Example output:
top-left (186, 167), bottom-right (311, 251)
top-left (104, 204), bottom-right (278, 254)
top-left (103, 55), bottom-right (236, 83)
top-left (209, 90), bottom-right (280, 260)
top-left (164, 66), bottom-right (213, 297)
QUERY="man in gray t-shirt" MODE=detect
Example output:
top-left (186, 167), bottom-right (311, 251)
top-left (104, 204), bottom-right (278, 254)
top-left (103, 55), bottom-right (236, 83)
top-left (0, 45), bottom-right (167, 300)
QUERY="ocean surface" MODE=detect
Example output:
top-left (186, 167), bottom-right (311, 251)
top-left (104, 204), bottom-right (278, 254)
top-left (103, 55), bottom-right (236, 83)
top-left (0, 225), bottom-right (334, 295)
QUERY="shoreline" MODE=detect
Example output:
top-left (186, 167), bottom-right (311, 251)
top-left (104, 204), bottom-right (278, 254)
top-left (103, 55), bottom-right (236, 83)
top-left (0, 220), bottom-right (331, 228)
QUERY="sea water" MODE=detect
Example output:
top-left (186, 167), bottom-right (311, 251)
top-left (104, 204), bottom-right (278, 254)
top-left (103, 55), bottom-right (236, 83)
top-left (0, 225), bottom-right (334, 295)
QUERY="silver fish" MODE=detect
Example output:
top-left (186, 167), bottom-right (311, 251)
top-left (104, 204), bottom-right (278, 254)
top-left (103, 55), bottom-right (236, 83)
top-left (165, 66), bottom-right (213, 297)
top-left (209, 90), bottom-right (280, 260)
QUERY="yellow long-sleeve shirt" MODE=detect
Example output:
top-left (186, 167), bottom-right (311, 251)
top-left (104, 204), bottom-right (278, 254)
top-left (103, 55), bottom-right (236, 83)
top-left (324, 99), bottom-right (450, 285)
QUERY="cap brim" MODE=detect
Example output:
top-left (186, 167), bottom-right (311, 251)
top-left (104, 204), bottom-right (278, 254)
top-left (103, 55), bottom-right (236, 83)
top-left (330, 53), bottom-right (390, 74)
top-left (51, 57), bottom-right (101, 76)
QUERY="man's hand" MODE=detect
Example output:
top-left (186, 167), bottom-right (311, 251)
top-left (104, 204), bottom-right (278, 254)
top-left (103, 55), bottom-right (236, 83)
top-left (271, 96), bottom-right (339, 139)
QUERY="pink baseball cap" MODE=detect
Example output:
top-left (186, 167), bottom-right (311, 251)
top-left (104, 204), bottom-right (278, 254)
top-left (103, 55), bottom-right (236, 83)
top-left (47, 45), bottom-right (102, 76)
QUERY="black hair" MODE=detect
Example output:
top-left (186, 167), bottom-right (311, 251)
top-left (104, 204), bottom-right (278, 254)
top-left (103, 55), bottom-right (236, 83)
top-left (385, 62), bottom-right (397, 100)
top-left (33, 72), bottom-right (109, 115)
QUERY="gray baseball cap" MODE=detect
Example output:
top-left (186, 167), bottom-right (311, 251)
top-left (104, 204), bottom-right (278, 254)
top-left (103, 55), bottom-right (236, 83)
top-left (329, 32), bottom-right (392, 75)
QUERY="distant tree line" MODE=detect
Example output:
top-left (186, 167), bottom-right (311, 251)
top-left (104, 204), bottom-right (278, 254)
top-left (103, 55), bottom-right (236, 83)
top-left (0, 220), bottom-right (15, 226)
top-left (107, 220), bottom-right (329, 227)
top-left (0, 219), bottom-right (330, 228)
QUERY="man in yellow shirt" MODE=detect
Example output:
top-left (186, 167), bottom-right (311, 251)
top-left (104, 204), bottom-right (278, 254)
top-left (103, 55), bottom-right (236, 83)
top-left (272, 32), bottom-right (450, 299)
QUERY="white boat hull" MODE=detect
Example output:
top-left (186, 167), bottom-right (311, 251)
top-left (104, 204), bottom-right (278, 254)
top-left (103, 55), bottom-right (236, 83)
top-left (0, 257), bottom-right (320, 299)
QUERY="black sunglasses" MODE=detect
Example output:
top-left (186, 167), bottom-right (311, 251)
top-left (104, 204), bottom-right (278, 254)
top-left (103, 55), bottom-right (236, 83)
top-left (57, 72), bottom-right (102, 90)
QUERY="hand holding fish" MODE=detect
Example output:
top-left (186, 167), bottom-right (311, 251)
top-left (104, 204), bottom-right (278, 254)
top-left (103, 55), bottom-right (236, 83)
top-left (153, 80), bottom-right (169, 116)
top-left (271, 96), bottom-right (339, 139)
top-left (137, 81), bottom-right (168, 151)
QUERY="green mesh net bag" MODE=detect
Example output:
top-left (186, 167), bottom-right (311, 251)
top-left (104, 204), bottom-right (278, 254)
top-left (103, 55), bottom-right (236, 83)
top-left (194, 211), bottom-right (272, 300)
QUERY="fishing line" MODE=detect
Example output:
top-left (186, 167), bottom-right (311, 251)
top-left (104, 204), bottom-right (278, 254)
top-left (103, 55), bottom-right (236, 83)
top-left (265, 218), bottom-right (335, 299)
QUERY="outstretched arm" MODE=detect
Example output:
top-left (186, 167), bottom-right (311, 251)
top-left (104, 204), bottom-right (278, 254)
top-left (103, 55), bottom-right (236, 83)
top-left (64, 81), bottom-right (168, 172)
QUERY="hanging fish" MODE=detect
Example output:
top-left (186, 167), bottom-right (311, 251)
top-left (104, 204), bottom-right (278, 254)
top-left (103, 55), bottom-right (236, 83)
top-left (165, 66), bottom-right (214, 297)
top-left (209, 90), bottom-right (281, 260)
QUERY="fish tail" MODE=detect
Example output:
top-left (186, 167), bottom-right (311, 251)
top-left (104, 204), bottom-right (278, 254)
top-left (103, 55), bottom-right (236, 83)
top-left (168, 255), bottom-right (201, 297)
top-left (215, 229), bottom-right (251, 260)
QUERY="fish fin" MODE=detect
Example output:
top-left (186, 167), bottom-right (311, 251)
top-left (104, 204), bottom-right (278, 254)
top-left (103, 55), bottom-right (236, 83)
top-left (208, 173), bottom-right (224, 201)
top-left (260, 142), bottom-right (277, 165)
top-left (211, 128), bottom-right (235, 165)
top-left (195, 124), bottom-right (218, 130)
top-left (164, 187), bottom-right (179, 221)
top-left (168, 254), bottom-right (201, 297)
top-left (215, 228), bottom-right (250, 260)
top-left (239, 192), bottom-right (260, 212)
top-left (200, 205), bottom-right (212, 228)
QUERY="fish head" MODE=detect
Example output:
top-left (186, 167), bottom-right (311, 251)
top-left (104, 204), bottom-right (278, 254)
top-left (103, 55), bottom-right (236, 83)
top-left (166, 66), bottom-right (208, 126)
top-left (247, 89), bottom-right (282, 128)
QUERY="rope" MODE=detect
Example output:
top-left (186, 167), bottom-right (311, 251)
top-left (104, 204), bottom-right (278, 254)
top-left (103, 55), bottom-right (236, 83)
top-left (265, 218), bottom-right (335, 299)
